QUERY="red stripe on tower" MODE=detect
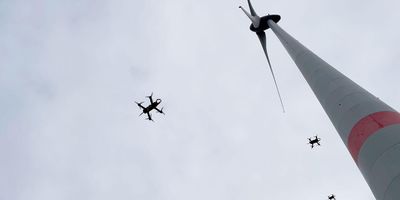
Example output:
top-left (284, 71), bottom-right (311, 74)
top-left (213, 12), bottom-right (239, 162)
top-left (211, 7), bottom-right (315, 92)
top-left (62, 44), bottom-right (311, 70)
top-left (348, 111), bottom-right (400, 162)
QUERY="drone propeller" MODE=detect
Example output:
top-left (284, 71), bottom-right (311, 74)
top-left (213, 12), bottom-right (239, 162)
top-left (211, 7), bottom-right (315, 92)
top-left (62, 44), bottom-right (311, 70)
top-left (145, 113), bottom-right (154, 121)
top-left (256, 31), bottom-right (285, 113)
top-left (146, 118), bottom-right (154, 122)
top-left (160, 107), bottom-right (165, 115)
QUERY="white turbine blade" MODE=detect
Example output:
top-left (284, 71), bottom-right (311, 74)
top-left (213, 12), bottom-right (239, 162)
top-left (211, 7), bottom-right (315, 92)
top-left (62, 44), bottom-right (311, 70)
top-left (239, 6), bottom-right (260, 28)
top-left (239, 6), bottom-right (253, 20)
top-left (247, 0), bottom-right (258, 16)
top-left (256, 31), bottom-right (285, 113)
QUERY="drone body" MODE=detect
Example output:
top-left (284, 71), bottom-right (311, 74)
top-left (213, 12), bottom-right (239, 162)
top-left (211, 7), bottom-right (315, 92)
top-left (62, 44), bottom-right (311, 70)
top-left (307, 135), bottom-right (321, 148)
top-left (136, 93), bottom-right (164, 121)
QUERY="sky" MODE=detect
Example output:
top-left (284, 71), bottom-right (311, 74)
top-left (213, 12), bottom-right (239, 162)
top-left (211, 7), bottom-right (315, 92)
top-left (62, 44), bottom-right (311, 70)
top-left (1, 0), bottom-right (400, 199)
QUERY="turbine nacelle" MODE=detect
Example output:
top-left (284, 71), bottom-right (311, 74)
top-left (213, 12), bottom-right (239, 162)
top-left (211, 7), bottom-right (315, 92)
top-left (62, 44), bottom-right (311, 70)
top-left (239, 0), bottom-right (281, 33)
top-left (249, 15), bottom-right (280, 32)
top-left (239, 5), bottom-right (281, 32)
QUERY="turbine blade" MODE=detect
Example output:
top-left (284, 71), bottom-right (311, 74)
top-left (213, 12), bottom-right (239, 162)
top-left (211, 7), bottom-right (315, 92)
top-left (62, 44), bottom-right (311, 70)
top-left (256, 31), bottom-right (285, 113)
top-left (239, 6), bottom-right (254, 21)
top-left (239, 6), bottom-right (260, 28)
top-left (247, 0), bottom-right (258, 16)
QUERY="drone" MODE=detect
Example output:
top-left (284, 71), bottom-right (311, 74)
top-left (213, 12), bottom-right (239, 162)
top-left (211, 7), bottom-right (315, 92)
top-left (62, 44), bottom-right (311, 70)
top-left (307, 135), bottom-right (321, 148)
top-left (328, 194), bottom-right (336, 200)
top-left (135, 93), bottom-right (164, 121)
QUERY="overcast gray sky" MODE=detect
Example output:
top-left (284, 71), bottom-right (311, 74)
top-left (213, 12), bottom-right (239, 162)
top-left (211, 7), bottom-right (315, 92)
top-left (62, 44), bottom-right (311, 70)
top-left (1, 0), bottom-right (400, 199)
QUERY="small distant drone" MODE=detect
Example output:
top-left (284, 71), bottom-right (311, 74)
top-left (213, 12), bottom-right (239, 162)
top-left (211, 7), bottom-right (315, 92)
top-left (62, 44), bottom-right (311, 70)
top-left (328, 194), bottom-right (336, 200)
top-left (307, 135), bottom-right (321, 148)
top-left (135, 93), bottom-right (164, 121)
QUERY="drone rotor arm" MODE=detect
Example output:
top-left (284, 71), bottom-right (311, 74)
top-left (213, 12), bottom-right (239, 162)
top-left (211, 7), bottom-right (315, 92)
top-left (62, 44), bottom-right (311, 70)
top-left (155, 107), bottom-right (165, 114)
top-left (146, 113), bottom-right (153, 121)
top-left (135, 101), bottom-right (145, 109)
top-left (147, 93), bottom-right (154, 104)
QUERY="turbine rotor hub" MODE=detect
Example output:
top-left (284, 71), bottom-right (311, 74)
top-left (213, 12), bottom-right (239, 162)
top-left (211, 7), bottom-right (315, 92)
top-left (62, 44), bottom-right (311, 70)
top-left (250, 14), bottom-right (281, 32)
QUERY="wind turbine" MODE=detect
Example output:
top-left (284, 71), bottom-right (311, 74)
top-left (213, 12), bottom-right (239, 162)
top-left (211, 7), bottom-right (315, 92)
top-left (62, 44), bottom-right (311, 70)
top-left (239, 0), bottom-right (285, 112)
top-left (246, 1), bottom-right (400, 199)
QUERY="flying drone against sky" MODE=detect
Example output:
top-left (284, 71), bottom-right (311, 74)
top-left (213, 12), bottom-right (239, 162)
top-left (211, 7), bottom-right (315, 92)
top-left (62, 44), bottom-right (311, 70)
top-left (328, 194), bottom-right (336, 200)
top-left (307, 135), bottom-right (321, 149)
top-left (135, 93), bottom-right (164, 121)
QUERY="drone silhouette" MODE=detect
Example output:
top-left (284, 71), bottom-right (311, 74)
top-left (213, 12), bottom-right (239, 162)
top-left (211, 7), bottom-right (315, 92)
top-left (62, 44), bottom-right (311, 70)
top-left (135, 93), bottom-right (164, 121)
top-left (307, 135), bottom-right (321, 148)
top-left (328, 194), bottom-right (336, 200)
